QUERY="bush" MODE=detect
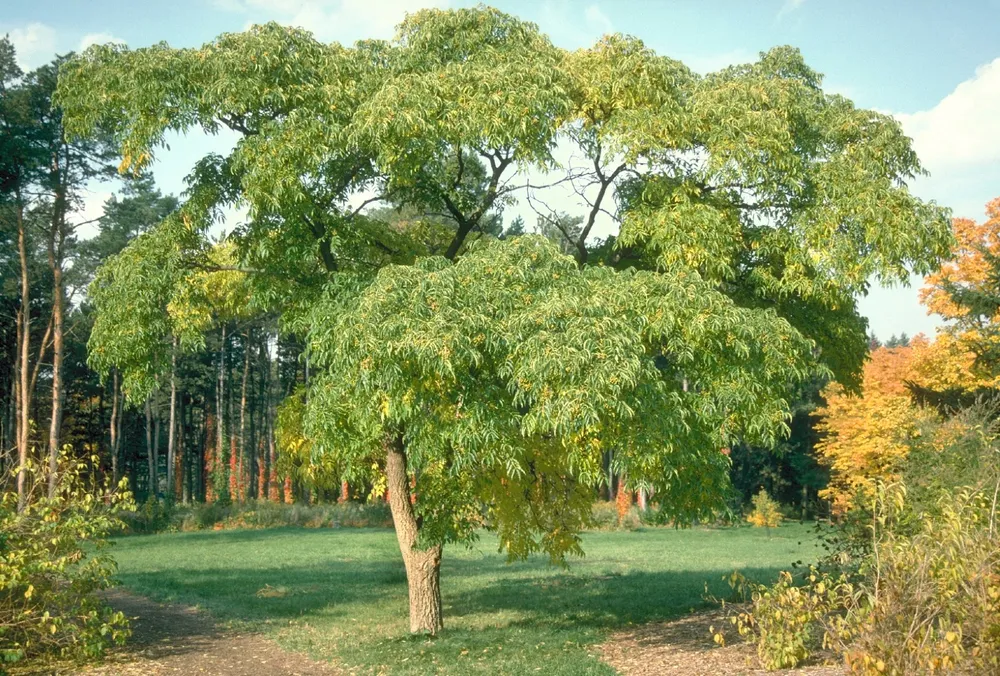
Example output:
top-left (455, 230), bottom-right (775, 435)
top-left (126, 499), bottom-right (394, 534)
top-left (0, 453), bottom-right (133, 666)
top-left (122, 496), bottom-right (175, 534)
top-left (717, 482), bottom-right (1000, 674)
top-left (590, 501), bottom-right (641, 530)
top-left (746, 489), bottom-right (782, 530)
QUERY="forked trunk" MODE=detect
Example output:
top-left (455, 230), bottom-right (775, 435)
top-left (384, 434), bottom-right (443, 635)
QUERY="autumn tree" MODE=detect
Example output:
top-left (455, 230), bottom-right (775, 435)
top-left (58, 7), bottom-right (950, 633)
top-left (814, 335), bottom-right (990, 512)
top-left (922, 198), bottom-right (1000, 375)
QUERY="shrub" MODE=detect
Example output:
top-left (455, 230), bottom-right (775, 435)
top-left (127, 499), bottom-right (394, 534)
top-left (589, 500), bottom-right (641, 530)
top-left (717, 482), bottom-right (1000, 674)
top-left (122, 496), bottom-right (175, 534)
top-left (747, 489), bottom-right (782, 530)
top-left (0, 453), bottom-right (133, 666)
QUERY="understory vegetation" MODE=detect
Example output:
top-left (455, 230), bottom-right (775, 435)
top-left (716, 406), bottom-right (1000, 674)
top-left (0, 454), bottom-right (133, 667)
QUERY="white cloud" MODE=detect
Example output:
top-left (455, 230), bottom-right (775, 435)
top-left (583, 5), bottom-right (613, 35)
top-left (895, 57), bottom-right (1000, 171)
top-left (4, 22), bottom-right (57, 70)
top-left (79, 32), bottom-right (126, 51)
top-left (219, 0), bottom-right (448, 42)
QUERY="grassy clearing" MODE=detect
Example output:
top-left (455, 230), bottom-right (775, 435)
top-left (109, 523), bottom-right (820, 674)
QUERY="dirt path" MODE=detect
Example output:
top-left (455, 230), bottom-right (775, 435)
top-left (598, 610), bottom-right (844, 676)
top-left (71, 589), bottom-right (340, 676)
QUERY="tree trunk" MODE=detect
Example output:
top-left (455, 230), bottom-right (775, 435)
top-left (110, 371), bottom-right (120, 481)
top-left (16, 200), bottom-right (30, 510)
top-left (145, 397), bottom-right (156, 498)
top-left (46, 196), bottom-right (66, 498)
top-left (166, 337), bottom-right (178, 497)
top-left (216, 325), bottom-right (227, 501)
top-left (385, 434), bottom-right (443, 634)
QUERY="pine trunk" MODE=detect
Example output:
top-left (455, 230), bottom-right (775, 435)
top-left (110, 371), bottom-right (120, 481)
top-left (385, 434), bottom-right (443, 635)
top-left (16, 199), bottom-right (30, 510)
top-left (145, 397), bottom-right (156, 497)
top-left (46, 188), bottom-right (66, 498)
top-left (166, 337), bottom-right (178, 497)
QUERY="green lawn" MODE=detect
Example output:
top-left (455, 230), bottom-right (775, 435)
top-left (109, 524), bottom-right (820, 674)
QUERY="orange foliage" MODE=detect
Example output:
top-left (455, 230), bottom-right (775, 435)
top-left (815, 336), bottom-right (981, 513)
top-left (921, 198), bottom-right (1000, 322)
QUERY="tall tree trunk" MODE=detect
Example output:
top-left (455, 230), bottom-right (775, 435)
top-left (216, 325), bottom-right (227, 501)
top-left (176, 395), bottom-right (185, 500)
top-left (115, 384), bottom-right (124, 482)
top-left (46, 188), bottom-right (66, 498)
top-left (385, 434), bottom-right (443, 635)
top-left (166, 337), bottom-right (178, 498)
top-left (240, 331), bottom-right (250, 499)
top-left (153, 396), bottom-right (161, 495)
top-left (145, 397), bottom-right (155, 498)
top-left (16, 200), bottom-right (30, 510)
top-left (110, 370), bottom-right (120, 482)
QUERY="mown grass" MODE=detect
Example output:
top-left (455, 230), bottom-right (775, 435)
top-left (110, 523), bottom-right (821, 674)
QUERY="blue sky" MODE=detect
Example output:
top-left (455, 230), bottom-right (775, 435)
top-left (4, 0), bottom-right (1000, 340)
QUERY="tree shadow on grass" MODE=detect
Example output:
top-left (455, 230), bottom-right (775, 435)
top-left (119, 550), bottom-right (782, 635)
top-left (116, 558), bottom-right (408, 624)
top-left (442, 565), bottom-right (785, 630)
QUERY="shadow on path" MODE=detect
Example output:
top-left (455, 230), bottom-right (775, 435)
top-left (75, 589), bottom-right (340, 676)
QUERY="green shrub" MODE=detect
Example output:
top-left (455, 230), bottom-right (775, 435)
top-left (746, 489), bottom-right (782, 530)
top-left (0, 453), bottom-right (133, 666)
top-left (122, 496), bottom-right (175, 534)
top-left (589, 501), bottom-right (641, 530)
top-left (126, 499), bottom-right (394, 534)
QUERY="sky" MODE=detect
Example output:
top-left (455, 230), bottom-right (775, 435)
top-left (3, 0), bottom-right (1000, 340)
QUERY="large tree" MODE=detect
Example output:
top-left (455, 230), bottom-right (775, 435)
top-left (57, 7), bottom-right (951, 633)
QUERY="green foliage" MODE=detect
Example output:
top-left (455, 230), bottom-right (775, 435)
top-left (0, 453), bottom-right (133, 666)
top-left (746, 490), bottom-right (783, 529)
top-left (718, 567), bottom-right (854, 670)
top-left (123, 496), bottom-right (175, 534)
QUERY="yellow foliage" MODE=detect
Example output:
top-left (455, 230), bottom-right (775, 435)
top-left (814, 336), bottom-right (984, 513)
top-left (746, 489), bottom-right (782, 529)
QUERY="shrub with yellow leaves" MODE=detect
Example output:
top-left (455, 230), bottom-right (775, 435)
top-left (0, 450), bottom-right (133, 665)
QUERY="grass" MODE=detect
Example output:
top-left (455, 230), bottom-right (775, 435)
top-left (109, 523), bottom-right (821, 674)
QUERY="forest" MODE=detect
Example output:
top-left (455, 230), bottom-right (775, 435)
top-left (2, 5), bottom-right (999, 675)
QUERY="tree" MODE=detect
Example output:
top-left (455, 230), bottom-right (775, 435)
top-left (922, 198), bottom-right (1000, 375)
top-left (814, 335), bottom-right (987, 513)
top-left (58, 7), bottom-right (951, 633)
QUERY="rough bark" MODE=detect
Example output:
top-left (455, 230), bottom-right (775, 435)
top-left (385, 434), bottom-right (443, 634)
